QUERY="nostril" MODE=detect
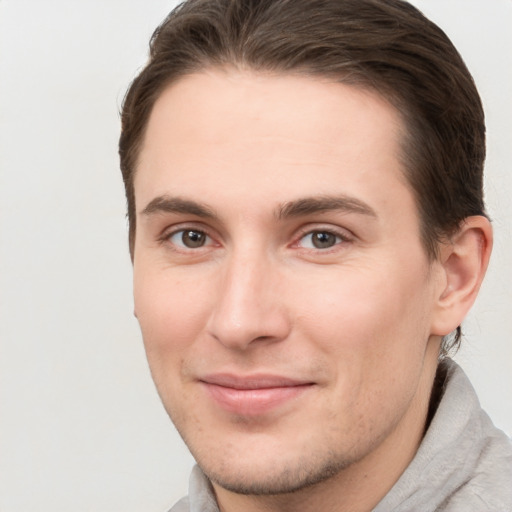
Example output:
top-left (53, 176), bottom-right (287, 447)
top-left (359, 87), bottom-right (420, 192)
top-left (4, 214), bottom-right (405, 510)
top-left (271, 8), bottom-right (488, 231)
top-left (253, 335), bottom-right (275, 343)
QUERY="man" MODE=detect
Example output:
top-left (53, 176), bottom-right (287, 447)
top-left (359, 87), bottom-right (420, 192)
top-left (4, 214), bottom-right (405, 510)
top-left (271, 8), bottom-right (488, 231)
top-left (119, 0), bottom-right (512, 510)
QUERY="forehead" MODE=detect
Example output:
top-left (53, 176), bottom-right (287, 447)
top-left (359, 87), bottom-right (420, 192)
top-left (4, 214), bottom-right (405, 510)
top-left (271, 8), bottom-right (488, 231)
top-left (135, 69), bottom-right (410, 217)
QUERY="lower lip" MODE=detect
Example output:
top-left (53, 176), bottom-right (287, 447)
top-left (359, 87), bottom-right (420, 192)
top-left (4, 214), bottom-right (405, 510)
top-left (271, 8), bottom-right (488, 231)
top-left (202, 383), bottom-right (312, 416)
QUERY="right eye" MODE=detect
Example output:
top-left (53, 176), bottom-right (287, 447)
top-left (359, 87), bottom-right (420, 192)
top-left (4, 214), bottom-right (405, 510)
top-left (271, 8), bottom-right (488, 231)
top-left (298, 230), bottom-right (344, 250)
top-left (168, 229), bottom-right (212, 249)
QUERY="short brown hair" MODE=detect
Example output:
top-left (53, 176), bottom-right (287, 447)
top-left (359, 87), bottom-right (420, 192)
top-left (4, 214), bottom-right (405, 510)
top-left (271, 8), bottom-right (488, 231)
top-left (119, 0), bottom-right (487, 351)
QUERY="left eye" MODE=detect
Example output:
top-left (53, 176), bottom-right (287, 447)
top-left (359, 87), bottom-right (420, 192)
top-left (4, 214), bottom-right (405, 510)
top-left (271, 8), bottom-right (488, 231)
top-left (169, 229), bottom-right (211, 249)
top-left (299, 231), bottom-right (343, 249)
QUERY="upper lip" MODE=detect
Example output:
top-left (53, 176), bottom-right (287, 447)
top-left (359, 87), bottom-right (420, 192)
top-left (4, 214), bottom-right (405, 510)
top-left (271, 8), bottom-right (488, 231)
top-left (200, 374), bottom-right (314, 390)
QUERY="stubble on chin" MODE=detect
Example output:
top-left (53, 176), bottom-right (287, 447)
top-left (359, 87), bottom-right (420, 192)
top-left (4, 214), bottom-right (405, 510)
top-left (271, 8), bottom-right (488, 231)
top-left (201, 450), bottom-right (353, 496)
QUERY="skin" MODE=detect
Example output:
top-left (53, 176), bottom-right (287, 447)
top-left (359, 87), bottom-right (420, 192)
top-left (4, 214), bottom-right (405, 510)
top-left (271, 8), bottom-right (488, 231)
top-left (132, 70), bottom-right (491, 512)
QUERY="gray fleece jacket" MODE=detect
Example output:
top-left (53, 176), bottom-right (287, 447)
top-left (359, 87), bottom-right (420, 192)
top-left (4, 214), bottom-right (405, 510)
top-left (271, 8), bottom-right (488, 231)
top-left (169, 359), bottom-right (512, 511)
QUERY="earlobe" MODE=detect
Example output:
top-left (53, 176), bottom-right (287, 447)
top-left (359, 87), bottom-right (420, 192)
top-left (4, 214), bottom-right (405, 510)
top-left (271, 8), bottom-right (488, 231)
top-left (431, 216), bottom-right (493, 336)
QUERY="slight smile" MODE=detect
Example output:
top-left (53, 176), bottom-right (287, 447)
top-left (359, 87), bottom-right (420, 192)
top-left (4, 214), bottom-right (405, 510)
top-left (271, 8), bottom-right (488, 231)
top-left (200, 374), bottom-right (316, 416)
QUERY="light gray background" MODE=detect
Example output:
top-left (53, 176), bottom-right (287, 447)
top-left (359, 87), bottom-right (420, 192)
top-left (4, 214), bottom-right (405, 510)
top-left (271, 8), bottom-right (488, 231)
top-left (0, 1), bottom-right (510, 510)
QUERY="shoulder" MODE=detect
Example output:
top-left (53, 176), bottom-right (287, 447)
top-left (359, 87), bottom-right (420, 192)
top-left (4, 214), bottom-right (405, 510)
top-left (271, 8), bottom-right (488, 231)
top-left (169, 496), bottom-right (190, 512)
top-left (438, 411), bottom-right (512, 511)
top-left (426, 359), bottom-right (512, 510)
top-left (167, 465), bottom-right (219, 512)
top-left (168, 496), bottom-right (190, 512)
top-left (375, 359), bottom-right (512, 511)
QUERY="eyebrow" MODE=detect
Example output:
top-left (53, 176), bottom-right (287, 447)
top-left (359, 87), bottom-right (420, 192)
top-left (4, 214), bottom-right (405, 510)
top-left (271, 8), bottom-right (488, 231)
top-left (277, 195), bottom-right (377, 219)
top-left (141, 195), bottom-right (216, 218)
top-left (140, 194), bottom-right (377, 221)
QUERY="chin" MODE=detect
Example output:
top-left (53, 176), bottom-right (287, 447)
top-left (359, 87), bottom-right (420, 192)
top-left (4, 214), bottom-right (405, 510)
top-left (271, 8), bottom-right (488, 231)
top-left (197, 447), bottom-right (351, 496)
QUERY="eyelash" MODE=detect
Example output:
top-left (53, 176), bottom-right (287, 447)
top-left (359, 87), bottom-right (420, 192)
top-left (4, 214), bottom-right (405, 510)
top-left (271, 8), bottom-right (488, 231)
top-left (159, 225), bottom-right (216, 251)
top-left (159, 225), bottom-right (354, 253)
top-left (293, 227), bottom-right (353, 252)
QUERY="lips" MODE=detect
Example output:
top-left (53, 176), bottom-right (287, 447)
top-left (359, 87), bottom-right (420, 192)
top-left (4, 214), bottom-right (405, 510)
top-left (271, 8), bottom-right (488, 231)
top-left (200, 374), bottom-right (314, 416)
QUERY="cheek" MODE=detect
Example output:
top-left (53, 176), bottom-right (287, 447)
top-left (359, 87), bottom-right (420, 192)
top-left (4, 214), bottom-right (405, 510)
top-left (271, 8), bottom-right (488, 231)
top-left (298, 266), bottom-right (434, 438)
top-left (133, 268), bottom-right (217, 424)
top-left (133, 266), bottom-right (213, 366)
top-left (295, 261), bottom-right (433, 369)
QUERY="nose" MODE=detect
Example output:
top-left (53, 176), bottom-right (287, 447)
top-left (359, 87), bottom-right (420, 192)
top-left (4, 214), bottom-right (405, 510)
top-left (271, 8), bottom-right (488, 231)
top-left (206, 251), bottom-right (291, 351)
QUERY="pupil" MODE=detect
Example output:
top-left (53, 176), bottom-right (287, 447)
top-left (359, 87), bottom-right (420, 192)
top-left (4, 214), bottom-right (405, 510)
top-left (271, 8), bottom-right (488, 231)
top-left (313, 232), bottom-right (335, 248)
top-left (183, 230), bottom-right (205, 248)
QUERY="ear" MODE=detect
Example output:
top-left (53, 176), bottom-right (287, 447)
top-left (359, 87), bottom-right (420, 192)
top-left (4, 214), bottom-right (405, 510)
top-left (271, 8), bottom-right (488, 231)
top-left (430, 216), bottom-right (493, 336)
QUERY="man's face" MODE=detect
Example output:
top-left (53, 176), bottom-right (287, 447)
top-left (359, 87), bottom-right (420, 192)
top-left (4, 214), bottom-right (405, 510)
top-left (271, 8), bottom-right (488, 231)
top-left (133, 70), bottom-right (443, 495)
